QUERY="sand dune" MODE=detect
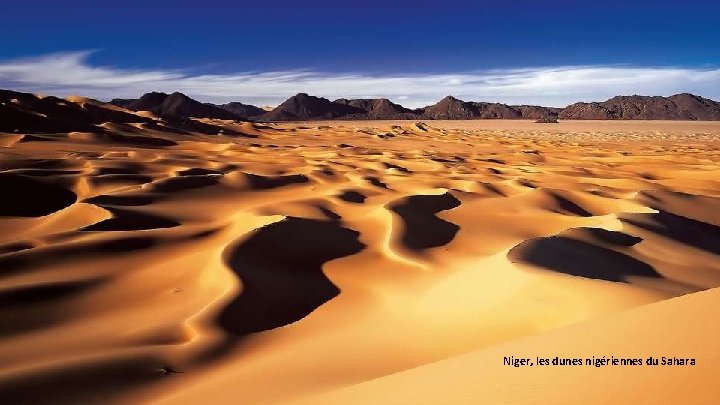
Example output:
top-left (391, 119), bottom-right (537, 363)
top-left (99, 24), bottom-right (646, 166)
top-left (1, 106), bottom-right (719, 403)
top-left (294, 286), bottom-right (720, 405)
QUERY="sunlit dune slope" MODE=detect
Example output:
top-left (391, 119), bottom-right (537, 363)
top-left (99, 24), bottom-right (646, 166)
top-left (295, 286), bottom-right (720, 405)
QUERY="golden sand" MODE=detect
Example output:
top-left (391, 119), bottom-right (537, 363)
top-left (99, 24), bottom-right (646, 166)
top-left (0, 117), bottom-right (718, 403)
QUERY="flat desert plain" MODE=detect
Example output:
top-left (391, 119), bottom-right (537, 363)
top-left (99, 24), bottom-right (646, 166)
top-left (1, 118), bottom-right (719, 404)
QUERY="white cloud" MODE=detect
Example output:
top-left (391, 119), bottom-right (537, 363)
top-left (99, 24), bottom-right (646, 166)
top-left (1, 51), bottom-right (719, 108)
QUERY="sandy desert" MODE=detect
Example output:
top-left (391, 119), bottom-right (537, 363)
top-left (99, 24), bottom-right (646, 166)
top-left (0, 93), bottom-right (719, 404)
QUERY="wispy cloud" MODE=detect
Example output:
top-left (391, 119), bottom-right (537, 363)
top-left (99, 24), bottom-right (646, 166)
top-left (1, 51), bottom-right (719, 107)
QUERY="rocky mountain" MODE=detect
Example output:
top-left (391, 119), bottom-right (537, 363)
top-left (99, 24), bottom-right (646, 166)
top-left (560, 93), bottom-right (720, 120)
top-left (514, 105), bottom-right (562, 120)
top-left (421, 96), bottom-right (480, 119)
top-left (334, 98), bottom-right (418, 119)
top-left (111, 92), bottom-right (238, 120)
top-left (420, 96), bottom-right (559, 120)
top-left (257, 93), bottom-right (366, 121)
top-left (214, 102), bottom-right (266, 119)
top-left (474, 102), bottom-right (523, 119)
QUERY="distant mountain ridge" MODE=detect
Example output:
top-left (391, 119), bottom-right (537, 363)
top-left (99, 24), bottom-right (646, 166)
top-left (257, 93), bottom-right (366, 121)
top-left (6, 88), bottom-right (720, 124)
top-left (214, 102), bottom-right (266, 119)
top-left (110, 91), bottom-right (720, 121)
top-left (419, 96), bottom-right (562, 120)
top-left (333, 98), bottom-right (418, 119)
top-left (559, 93), bottom-right (720, 120)
top-left (111, 92), bottom-right (238, 120)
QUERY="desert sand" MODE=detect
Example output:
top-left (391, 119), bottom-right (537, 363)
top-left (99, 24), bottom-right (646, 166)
top-left (1, 109), bottom-right (719, 403)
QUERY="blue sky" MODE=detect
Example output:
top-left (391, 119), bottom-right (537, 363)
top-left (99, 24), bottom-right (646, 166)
top-left (1, 0), bottom-right (719, 107)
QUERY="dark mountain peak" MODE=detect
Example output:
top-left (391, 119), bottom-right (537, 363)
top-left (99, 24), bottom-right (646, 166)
top-left (258, 93), bottom-right (364, 121)
top-left (117, 91), bottom-right (168, 112)
top-left (162, 92), bottom-right (200, 111)
top-left (332, 97), bottom-right (415, 119)
top-left (434, 95), bottom-right (468, 107)
top-left (670, 93), bottom-right (713, 103)
top-left (672, 92), bottom-right (699, 99)
top-left (116, 91), bottom-right (239, 120)
top-left (440, 95), bottom-right (461, 102)
top-left (215, 101), bottom-right (265, 118)
top-left (136, 91), bottom-right (170, 104)
top-left (423, 96), bottom-right (480, 119)
top-left (110, 92), bottom-right (167, 110)
top-left (166, 92), bottom-right (192, 101)
top-left (369, 98), bottom-right (413, 117)
top-left (290, 92), bottom-right (324, 102)
top-left (279, 93), bottom-right (333, 111)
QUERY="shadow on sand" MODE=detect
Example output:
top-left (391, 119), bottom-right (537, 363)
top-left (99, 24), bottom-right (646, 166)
top-left (218, 217), bottom-right (365, 335)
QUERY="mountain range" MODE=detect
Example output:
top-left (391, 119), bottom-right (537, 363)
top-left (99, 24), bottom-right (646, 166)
top-left (559, 94), bottom-right (720, 120)
top-left (3, 88), bottom-right (720, 133)
top-left (110, 91), bottom-right (720, 121)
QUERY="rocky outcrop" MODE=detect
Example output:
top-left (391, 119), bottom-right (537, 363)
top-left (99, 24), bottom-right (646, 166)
top-left (514, 105), bottom-right (561, 120)
top-left (559, 94), bottom-right (720, 120)
top-left (421, 96), bottom-right (481, 119)
top-left (258, 93), bottom-right (366, 121)
top-left (334, 98), bottom-right (418, 119)
top-left (214, 102), bottom-right (266, 119)
top-left (112, 92), bottom-right (239, 120)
